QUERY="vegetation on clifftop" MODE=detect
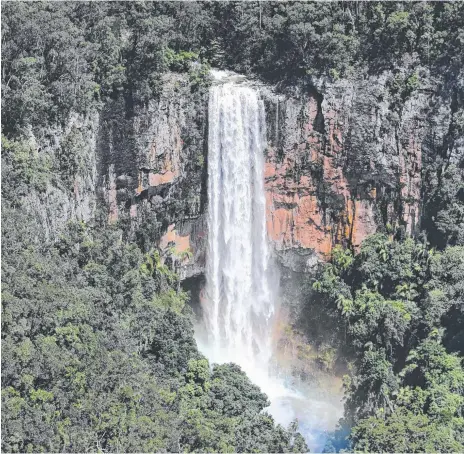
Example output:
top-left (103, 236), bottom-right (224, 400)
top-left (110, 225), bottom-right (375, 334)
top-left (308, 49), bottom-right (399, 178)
top-left (3, 2), bottom-right (463, 128)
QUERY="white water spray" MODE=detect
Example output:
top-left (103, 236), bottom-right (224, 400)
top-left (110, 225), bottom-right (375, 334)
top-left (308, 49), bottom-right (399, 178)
top-left (202, 74), bottom-right (277, 384)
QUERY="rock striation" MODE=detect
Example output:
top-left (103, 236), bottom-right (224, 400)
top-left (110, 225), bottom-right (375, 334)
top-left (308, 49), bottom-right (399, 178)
top-left (261, 73), bottom-right (428, 267)
top-left (97, 73), bottom-right (209, 279)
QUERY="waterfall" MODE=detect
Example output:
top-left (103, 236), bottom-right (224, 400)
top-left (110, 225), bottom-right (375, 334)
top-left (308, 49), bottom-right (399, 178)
top-left (202, 76), bottom-right (276, 380)
top-left (197, 71), bottom-right (343, 452)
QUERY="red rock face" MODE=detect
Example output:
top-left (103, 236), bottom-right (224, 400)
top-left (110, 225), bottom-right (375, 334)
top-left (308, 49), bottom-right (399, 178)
top-left (136, 129), bottom-right (182, 194)
top-left (265, 151), bottom-right (334, 256)
top-left (264, 87), bottom-right (422, 259)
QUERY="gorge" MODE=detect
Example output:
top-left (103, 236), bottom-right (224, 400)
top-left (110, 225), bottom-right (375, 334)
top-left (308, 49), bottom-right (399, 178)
top-left (2, 3), bottom-right (463, 453)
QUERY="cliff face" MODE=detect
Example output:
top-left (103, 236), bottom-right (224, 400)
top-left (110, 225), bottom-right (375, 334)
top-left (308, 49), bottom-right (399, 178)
top-left (98, 73), bottom-right (209, 280)
top-left (18, 111), bottom-right (100, 241)
top-left (261, 72), bottom-right (430, 270)
top-left (17, 73), bottom-right (208, 280)
top-left (21, 71), bottom-right (456, 276)
top-left (113, 70), bottom-right (449, 276)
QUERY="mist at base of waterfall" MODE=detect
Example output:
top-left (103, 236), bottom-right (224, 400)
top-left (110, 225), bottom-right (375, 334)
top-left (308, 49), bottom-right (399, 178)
top-left (266, 374), bottom-right (344, 452)
top-left (195, 324), bottom-right (343, 453)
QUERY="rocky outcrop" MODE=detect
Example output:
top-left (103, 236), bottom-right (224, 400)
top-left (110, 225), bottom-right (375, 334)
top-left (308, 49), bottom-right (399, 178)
top-left (97, 73), bottom-right (209, 279)
top-left (20, 111), bottom-right (99, 240)
top-left (20, 72), bottom-right (208, 279)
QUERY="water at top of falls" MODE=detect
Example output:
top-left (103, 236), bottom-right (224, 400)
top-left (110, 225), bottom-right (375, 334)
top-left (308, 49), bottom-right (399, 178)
top-left (196, 71), bottom-right (343, 452)
top-left (209, 69), bottom-right (248, 84)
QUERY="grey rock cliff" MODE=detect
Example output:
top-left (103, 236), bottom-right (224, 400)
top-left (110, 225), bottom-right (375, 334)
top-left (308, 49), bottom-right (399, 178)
top-left (20, 70), bottom-right (461, 277)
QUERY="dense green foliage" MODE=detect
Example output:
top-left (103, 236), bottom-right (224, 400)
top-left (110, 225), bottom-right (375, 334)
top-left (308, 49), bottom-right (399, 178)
top-left (1, 2), bottom-right (212, 136)
top-left (4, 2), bottom-right (464, 123)
top-left (311, 236), bottom-right (464, 452)
top-left (209, 2), bottom-right (463, 81)
top-left (1, 200), bottom-right (306, 452)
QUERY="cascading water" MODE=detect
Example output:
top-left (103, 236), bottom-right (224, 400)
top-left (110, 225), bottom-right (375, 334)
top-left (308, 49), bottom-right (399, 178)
top-left (202, 73), bottom-right (276, 383)
top-left (196, 71), bottom-right (343, 452)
